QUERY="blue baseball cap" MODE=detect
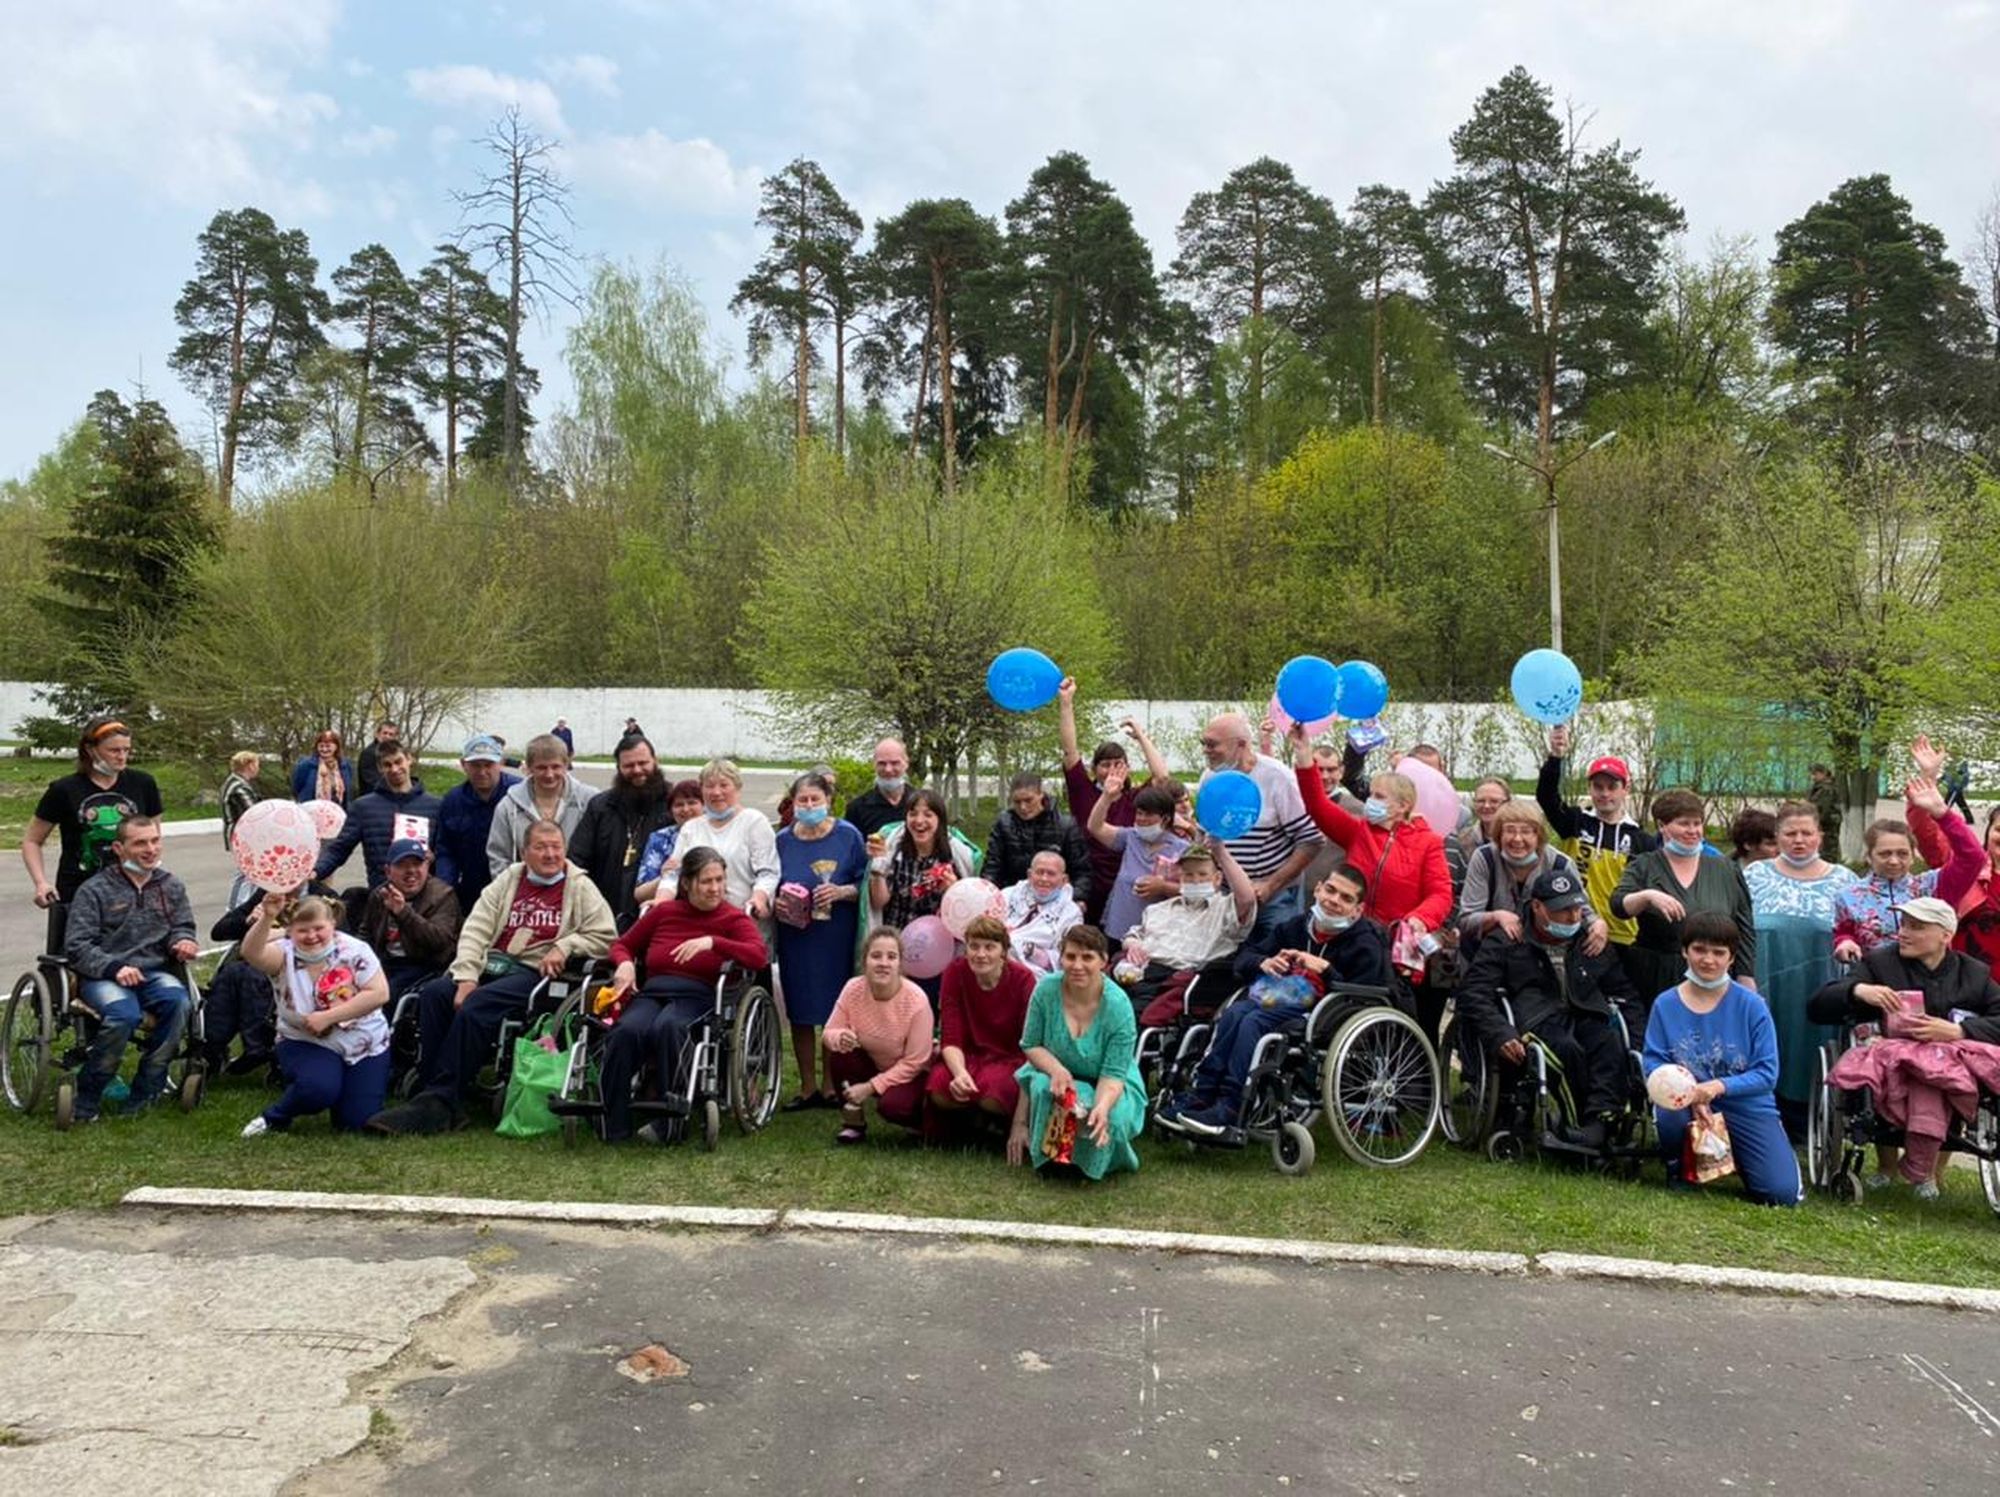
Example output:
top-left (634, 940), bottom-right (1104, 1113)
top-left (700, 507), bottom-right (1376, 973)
top-left (461, 733), bottom-right (504, 763)
top-left (387, 838), bottom-right (429, 865)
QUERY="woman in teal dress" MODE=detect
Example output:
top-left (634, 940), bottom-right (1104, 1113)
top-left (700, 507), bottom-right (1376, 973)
top-left (1743, 800), bottom-right (1856, 1139)
top-left (1008, 924), bottom-right (1146, 1179)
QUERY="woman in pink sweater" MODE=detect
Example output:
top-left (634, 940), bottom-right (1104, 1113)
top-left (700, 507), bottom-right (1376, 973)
top-left (824, 928), bottom-right (935, 1144)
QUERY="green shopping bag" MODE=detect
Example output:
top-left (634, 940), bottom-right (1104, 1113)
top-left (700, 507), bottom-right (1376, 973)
top-left (495, 1013), bottom-right (579, 1138)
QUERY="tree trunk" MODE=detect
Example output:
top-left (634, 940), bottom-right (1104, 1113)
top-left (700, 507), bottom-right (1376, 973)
top-left (794, 238), bottom-right (811, 456)
top-left (933, 261), bottom-right (957, 493)
top-left (833, 310), bottom-right (848, 460)
top-left (220, 280), bottom-right (249, 509)
top-left (909, 299), bottom-right (935, 469)
top-left (503, 155), bottom-right (525, 496)
top-left (443, 282), bottom-right (460, 502)
top-left (1370, 270), bottom-right (1385, 427)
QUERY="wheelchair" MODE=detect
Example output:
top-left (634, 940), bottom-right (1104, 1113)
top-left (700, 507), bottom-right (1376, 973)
top-left (548, 961), bottom-right (783, 1150)
top-left (1134, 965), bottom-right (1234, 1116)
top-left (3, 944), bottom-right (211, 1130)
top-left (1151, 979), bottom-right (1442, 1174)
top-left (1438, 994), bottom-right (1652, 1173)
top-left (1805, 1024), bottom-right (2000, 1212)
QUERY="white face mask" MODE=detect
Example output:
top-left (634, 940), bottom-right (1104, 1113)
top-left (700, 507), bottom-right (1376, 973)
top-left (293, 940), bottom-right (334, 964)
top-left (1180, 882), bottom-right (1216, 903)
top-left (1684, 966), bottom-right (1730, 992)
top-left (1133, 823), bottom-right (1166, 844)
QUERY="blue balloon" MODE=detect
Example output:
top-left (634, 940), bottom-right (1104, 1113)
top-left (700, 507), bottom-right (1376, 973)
top-left (1274, 655), bottom-right (1339, 724)
top-left (986, 647), bottom-right (1063, 712)
top-left (1510, 648), bottom-right (1584, 725)
top-left (1334, 660), bottom-right (1389, 720)
top-left (1196, 770), bottom-right (1264, 840)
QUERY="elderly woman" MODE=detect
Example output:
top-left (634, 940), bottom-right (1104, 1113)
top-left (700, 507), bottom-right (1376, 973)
top-left (1835, 763), bottom-right (1987, 962)
top-left (237, 893), bottom-right (391, 1136)
top-left (292, 729), bottom-right (354, 805)
top-left (602, 846), bottom-right (770, 1144)
top-left (1809, 896), bottom-right (2000, 1199)
top-left (633, 778), bottom-right (705, 907)
top-left (1001, 849), bottom-right (1085, 974)
top-left (868, 788), bottom-right (973, 928)
top-left (774, 770), bottom-right (869, 1110)
top-left (925, 914), bottom-right (1036, 1139)
top-left (668, 758), bottom-right (779, 925)
top-left (1644, 912), bottom-right (1801, 1206)
top-left (1008, 925), bottom-right (1146, 1180)
top-left (1610, 789), bottom-right (1755, 1003)
top-left (1744, 799), bottom-right (1858, 1135)
top-left (1455, 799), bottom-right (1603, 962)
top-left (366, 818), bottom-right (617, 1135)
top-left (1291, 726), bottom-right (1452, 1034)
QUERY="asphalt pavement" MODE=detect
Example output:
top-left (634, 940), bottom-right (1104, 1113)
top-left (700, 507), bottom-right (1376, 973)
top-left (1, 1206), bottom-right (1995, 1494)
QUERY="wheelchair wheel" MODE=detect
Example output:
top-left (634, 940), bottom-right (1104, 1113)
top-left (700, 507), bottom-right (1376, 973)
top-left (1806, 1041), bottom-right (1842, 1190)
top-left (1485, 1128), bottom-right (1522, 1163)
top-left (1979, 1155), bottom-right (2000, 1217)
top-left (1437, 1010), bottom-right (1495, 1149)
top-left (54, 1078), bottom-right (75, 1132)
top-left (178, 1067), bottom-right (205, 1112)
top-left (728, 984), bottom-right (782, 1134)
top-left (1832, 1169), bottom-right (1864, 1205)
top-left (1272, 1120), bottom-right (1315, 1177)
top-left (698, 1098), bottom-right (721, 1152)
top-left (3, 970), bottom-right (55, 1114)
top-left (1321, 1006), bottom-right (1440, 1169)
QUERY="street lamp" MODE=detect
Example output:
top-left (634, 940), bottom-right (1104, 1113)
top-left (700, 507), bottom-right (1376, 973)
top-left (1480, 429), bottom-right (1618, 654)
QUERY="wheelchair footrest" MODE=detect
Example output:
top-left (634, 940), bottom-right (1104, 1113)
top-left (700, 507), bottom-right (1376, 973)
top-left (544, 1097), bottom-right (603, 1118)
top-left (630, 1097), bottom-right (690, 1118)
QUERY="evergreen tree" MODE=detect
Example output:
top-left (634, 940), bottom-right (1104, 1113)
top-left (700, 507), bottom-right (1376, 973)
top-left (329, 243), bottom-right (430, 483)
top-left (410, 244), bottom-right (510, 500)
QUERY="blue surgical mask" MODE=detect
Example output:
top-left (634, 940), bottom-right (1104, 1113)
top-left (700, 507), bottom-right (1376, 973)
top-left (1181, 881), bottom-right (1216, 902)
top-left (1133, 823), bottom-right (1166, 844)
top-left (292, 940), bottom-right (334, 964)
top-left (1310, 908), bottom-right (1356, 935)
top-left (876, 776), bottom-right (906, 795)
top-left (92, 758), bottom-right (119, 778)
top-left (1778, 851), bottom-right (1818, 869)
top-left (1363, 799), bottom-right (1392, 825)
top-left (1034, 883), bottom-right (1065, 905)
top-left (525, 868), bottom-right (566, 888)
top-left (1663, 838), bottom-right (1703, 858)
top-left (120, 858), bottom-right (145, 876)
top-left (794, 805), bottom-right (829, 828)
top-left (1545, 917), bottom-right (1583, 939)
top-left (704, 805), bottom-right (737, 823)
top-left (1684, 966), bottom-right (1730, 992)
top-left (1502, 849), bottom-right (1541, 868)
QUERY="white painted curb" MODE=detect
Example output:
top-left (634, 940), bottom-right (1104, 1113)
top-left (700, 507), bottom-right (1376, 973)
top-left (120, 1186), bottom-right (778, 1230)
top-left (1537, 1252), bottom-right (2000, 1313)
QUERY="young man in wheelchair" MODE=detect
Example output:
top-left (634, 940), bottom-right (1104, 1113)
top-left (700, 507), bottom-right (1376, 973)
top-left (1452, 868), bottom-right (1640, 1151)
top-left (60, 815), bottom-right (198, 1121)
top-left (1158, 862), bottom-right (1388, 1139)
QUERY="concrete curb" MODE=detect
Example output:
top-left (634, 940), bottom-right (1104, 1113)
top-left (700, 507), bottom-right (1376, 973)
top-left (119, 1186), bottom-right (2000, 1309)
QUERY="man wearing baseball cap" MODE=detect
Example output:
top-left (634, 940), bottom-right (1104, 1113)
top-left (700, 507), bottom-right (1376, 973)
top-left (1452, 867), bottom-right (1642, 1151)
top-left (433, 734), bottom-right (520, 914)
top-left (1537, 726), bottom-right (1658, 987)
top-left (1809, 895), bottom-right (2000, 1197)
top-left (356, 839), bottom-right (462, 1001)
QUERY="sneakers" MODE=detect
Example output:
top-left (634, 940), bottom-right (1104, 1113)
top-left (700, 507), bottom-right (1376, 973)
top-left (1913, 1180), bottom-right (1941, 1202)
top-left (115, 1091), bottom-right (163, 1119)
top-left (1156, 1093), bottom-right (1207, 1127)
top-left (1864, 1171), bottom-right (1892, 1190)
top-left (1560, 1118), bottom-right (1610, 1151)
top-left (363, 1091), bottom-right (463, 1136)
top-left (240, 1116), bottom-right (270, 1138)
top-left (635, 1119), bottom-right (680, 1146)
top-left (1177, 1097), bottom-right (1241, 1138)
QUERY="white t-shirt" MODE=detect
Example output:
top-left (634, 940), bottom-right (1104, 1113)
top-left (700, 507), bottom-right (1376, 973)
top-left (1199, 753), bottom-right (1321, 882)
top-left (277, 932), bottom-right (390, 1062)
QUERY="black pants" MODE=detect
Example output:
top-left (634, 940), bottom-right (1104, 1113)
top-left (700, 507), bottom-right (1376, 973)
top-left (598, 977), bottom-right (712, 1141)
top-left (415, 970), bottom-right (541, 1104)
top-left (1526, 1010), bottom-right (1627, 1120)
top-left (204, 961), bottom-right (276, 1070)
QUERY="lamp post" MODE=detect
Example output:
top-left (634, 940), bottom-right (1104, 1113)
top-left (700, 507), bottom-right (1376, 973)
top-left (1480, 429), bottom-right (1618, 654)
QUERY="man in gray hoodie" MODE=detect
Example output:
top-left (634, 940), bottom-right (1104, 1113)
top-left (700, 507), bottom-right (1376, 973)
top-left (62, 814), bottom-right (198, 1120)
top-left (486, 733), bottom-right (597, 876)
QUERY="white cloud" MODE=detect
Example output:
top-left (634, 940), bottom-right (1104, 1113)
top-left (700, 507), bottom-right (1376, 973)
top-left (335, 124), bottom-right (399, 157)
top-left (0, 0), bottom-right (342, 207)
top-left (405, 63), bottom-right (567, 134)
top-left (563, 129), bottom-right (758, 216)
top-left (541, 53), bottom-right (621, 98)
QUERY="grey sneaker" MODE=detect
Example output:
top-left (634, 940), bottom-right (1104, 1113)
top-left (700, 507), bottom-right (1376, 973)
top-left (240, 1116), bottom-right (270, 1138)
top-left (1863, 1171), bottom-right (1892, 1190)
top-left (1913, 1179), bottom-right (1940, 1202)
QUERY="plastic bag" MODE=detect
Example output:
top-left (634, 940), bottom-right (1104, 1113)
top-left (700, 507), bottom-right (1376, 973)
top-left (495, 1014), bottom-right (579, 1138)
top-left (1041, 1084), bottom-right (1079, 1164)
top-left (1685, 1110), bottom-right (1735, 1184)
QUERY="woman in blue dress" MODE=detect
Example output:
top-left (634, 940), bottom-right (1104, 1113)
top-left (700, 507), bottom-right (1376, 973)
top-left (775, 770), bottom-right (870, 1110)
top-left (1008, 925), bottom-right (1147, 1180)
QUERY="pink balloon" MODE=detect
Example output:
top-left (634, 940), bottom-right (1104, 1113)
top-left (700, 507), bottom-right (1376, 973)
top-left (900, 915), bottom-right (956, 979)
top-left (1268, 694), bottom-right (1335, 740)
top-left (232, 799), bottom-right (320, 893)
top-left (1395, 756), bottom-right (1462, 835)
top-left (302, 798), bottom-right (346, 840)
top-left (938, 877), bottom-right (1005, 938)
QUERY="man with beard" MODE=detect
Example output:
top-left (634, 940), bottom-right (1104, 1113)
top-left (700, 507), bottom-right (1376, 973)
top-left (568, 732), bottom-right (673, 926)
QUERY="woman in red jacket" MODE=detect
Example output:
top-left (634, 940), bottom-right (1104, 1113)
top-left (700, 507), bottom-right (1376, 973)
top-left (602, 846), bottom-right (769, 1143)
top-left (924, 913), bottom-right (1037, 1140)
top-left (1290, 726), bottom-right (1453, 1035)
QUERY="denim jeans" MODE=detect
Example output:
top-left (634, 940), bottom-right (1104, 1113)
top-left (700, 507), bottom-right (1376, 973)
top-left (76, 970), bottom-right (189, 1111)
top-left (1246, 885), bottom-right (1302, 950)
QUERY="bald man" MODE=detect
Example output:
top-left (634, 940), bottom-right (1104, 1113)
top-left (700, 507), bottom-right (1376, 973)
top-left (843, 738), bottom-right (917, 838)
top-left (1196, 713), bottom-right (1322, 947)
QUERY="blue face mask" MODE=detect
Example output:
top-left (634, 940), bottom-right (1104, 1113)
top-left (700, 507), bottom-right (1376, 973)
top-left (1778, 851), bottom-right (1818, 869)
top-left (1663, 837), bottom-right (1703, 858)
top-left (1545, 917), bottom-right (1583, 939)
top-left (120, 858), bottom-right (145, 876)
top-left (1502, 849), bottom-right (1541, 868)
top-left (1133, 823), bottom-right (1166, 843)
top-left (1310, 908), bottom-right (1355, 935)
top-left (794, 805), bottom-right (829, 828)
top-left (1363, 799), bottom-right (1392, 825)
top-left (875, 776), bottom-right (906, 796)
top-left (1034, 883), bottom-right (1065, 905)
top-left (704, 804), bottom-right (737, 823)
top-left (1684, 965), bottom-right (1730, 992)
top-left (525, 868), bottom-right (566, 888)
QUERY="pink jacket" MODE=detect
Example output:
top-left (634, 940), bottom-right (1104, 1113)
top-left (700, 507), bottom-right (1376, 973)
top-left (1829, 1036), bottom-right (2000, 1131)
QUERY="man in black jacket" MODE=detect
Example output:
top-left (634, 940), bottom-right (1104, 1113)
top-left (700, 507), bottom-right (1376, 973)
top-left (983, 773), bottom-right (1093, 907)
top-left (356, 840), bottom-right (463, 996)
top-left (567, 733), bottom-right (672, 926)
top-left (1808, 897), bottom-right (2000, 1040)
top-left (1453, 868), bottom-right (1639, 1149)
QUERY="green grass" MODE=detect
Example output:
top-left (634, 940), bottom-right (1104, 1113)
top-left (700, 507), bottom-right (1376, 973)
top-left (3, 1065), bottom-right (1997, 1288)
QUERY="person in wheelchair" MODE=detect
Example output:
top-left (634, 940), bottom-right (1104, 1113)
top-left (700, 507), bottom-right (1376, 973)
top-left (60, 814), bottom-right (198, 1121)
top-left (1806, 896), bottom-right (2000, 1198)
top-left (354, 839), bottom-right (462, 1000)
top-left (1454, 869), bottom-right (1639, 1151)
top-left (365, 819), bottom-right (616, 1135)
top-left (1158, 863), bottom-right (1389, 1140)
top-left (599, 846), bottom-right (768, 1144)
top-left (1116, 839), bottom-right (1256, 1027)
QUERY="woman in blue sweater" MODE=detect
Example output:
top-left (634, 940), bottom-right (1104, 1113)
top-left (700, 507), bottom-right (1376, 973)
top-left (1643, 911), bottom-right (1802, 1206)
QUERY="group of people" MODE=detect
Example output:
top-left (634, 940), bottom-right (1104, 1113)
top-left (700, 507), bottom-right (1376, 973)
top-left (18, 703), bottom-right (2000, 1205)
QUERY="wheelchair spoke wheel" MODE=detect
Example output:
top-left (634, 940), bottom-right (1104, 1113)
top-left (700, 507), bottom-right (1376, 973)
top-left (699, 1098), bottom-right (721, 1152)
top-left (1271, 1120), bottom-right (1316, 1177)
top-left (729, 985), bottom-right (783, 1134)
top-left (1979, 1155), bottom-right (2000, 1217)
top-left (1437, 1010), bottom-right (1494, 1148)
top-left (1806, 1042), bottom-right (1841, 1190)
top-left (1321, 1007), bottom-right (1440, 1169)
top-left (3, 971), bottom-right (55, 1114)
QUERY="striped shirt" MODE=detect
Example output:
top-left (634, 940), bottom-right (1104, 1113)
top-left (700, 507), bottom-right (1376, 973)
top-left (1200, 753), bottom-right (1321, 881)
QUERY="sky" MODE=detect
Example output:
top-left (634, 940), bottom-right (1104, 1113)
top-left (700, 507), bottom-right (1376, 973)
top-left (2, 0), bottom-right (1997, 482)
